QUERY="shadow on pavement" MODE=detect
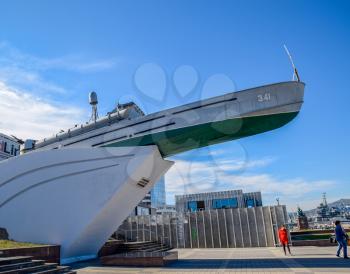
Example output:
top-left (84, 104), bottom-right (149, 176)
top-left (165, 258), bottom-right (350, 269)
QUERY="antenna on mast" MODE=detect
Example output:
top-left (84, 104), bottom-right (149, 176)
top-left (322, 192), bottom-right (328, 206)
top-left (276, 197), bottom-right (280, 206)
top-left (283, 44), bottom-right (301, 82)
top-left (89, 91), bottom-right (99, 123)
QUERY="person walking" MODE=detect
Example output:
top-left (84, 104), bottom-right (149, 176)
top-left (335, 220), bottom-right (349, 259)
top-left (278, 224), bottom-right (291, 255)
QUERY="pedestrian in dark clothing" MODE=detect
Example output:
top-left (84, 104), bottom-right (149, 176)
top-left (278, 224), bottom-right (291, 255)
top-left (335, 220), bottom-right (349, 259)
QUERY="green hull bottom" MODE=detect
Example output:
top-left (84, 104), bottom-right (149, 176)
top-left (104, 111), bottom-right (299, 157)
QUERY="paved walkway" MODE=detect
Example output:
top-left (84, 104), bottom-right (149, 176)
top-left (75, 246), bottom-right (350, 273)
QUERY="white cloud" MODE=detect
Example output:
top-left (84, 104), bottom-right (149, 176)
top-left (0, 41), bottom-right (115, 139)
top-left (0, 41), bottom-right (118, 96)
top-left (218, 173), bottom-right (333, 197)
top-left (0, 82), bottom-right (86, 139)
top-left (216, 157), bottom-right (276, 172)
top-left (0, 67), bottom-right (67, 94)
top-left (165, 157), bottom-right (336, 210)
top-left (0, 41), bottom-right (117, 73)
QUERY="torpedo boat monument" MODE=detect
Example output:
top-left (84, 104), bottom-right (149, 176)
top-left (0, 73), bottom-right (305, 263)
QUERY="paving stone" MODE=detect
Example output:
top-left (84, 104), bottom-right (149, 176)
top-left (74, 246), bottom-right (350, 273)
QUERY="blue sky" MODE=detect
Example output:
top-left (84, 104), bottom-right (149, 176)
top-left (0, 0), bottom-right (349, 210)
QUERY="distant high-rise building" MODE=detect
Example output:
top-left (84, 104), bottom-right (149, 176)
top-left (151, 176), bottom-right (166, 208)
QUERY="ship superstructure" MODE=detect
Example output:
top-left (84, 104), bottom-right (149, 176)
top-left (29, 81), bottom-right (304, 157)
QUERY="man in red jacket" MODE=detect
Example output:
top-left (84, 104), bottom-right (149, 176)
top-left (279, 225), bottom-right (292, 255)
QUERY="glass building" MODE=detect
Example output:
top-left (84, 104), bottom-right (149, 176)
top-left (176, 189), bottom-right (262, 212)
top-left (212, 197), bottom-right (238, 209)
top-left (131, 176), bottom-right (166, 216)
top-left (150, 176), bottom-right (166, 208)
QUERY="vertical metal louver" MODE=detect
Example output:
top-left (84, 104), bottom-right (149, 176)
top-left (137, 177), bottom-right (150, 187)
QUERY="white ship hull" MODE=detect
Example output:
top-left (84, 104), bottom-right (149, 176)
top-left (0, 146), bottom-right (173, 263)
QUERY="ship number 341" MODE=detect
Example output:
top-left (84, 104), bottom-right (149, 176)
top-left (257, 93), bottom-right (271, 102)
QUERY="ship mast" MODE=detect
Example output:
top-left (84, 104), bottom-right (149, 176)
top-left (89, 91), bottom-right (99, 123)
top-left (284, 45), bottom-right (301, 82)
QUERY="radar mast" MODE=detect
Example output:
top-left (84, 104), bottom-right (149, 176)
top-left (89, 91), bottom-right (99, 123)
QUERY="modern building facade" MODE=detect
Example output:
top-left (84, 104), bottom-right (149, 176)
top-left (0, 133), bottom-right (21, 161)
top-left (156, 205), bottom-right (176, 215)
top-left (117, 189), bottom-right (286, 249)
top-left (175, 189), bottom-right (262, 213)
top-left (117, 205), bottom-right (288, 248)
top-left (133, 193), bottom-right (152, 216)
top-left (151, 177), bottom-right (166, 208)
top-left (131, 176), bottom-right (167, 216)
